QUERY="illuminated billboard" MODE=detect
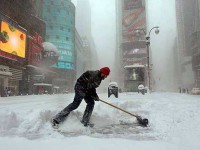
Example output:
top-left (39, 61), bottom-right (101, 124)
top-left (52, 62), bottom-right (74, 69)
top-left (0, 20), bottom-right (26, 59)
top-left (122, 0), bottom-right (146, 43)
top-left (124, 0), bottom-right (142, 10)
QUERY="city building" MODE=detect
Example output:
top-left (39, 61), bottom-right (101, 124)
top-left (39, 0), bottom-right (76, 92)
top-left (176, 0), bottom-right (199, 90)
top-left (191, 0), bottom-right (200, 88)
top-left (115, 0), bottom-right (147, 92)
top-left (74, 29), bottom-right (87, 78)
top-left (76, 0), bottom-right (99, 70)
top-left (0, 0), bottom-right (48, 96)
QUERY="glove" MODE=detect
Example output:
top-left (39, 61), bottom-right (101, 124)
top-left (92, 96), bottom-right (99, 101)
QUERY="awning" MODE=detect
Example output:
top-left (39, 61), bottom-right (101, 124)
top-left (0, 71), bottom-right (12, 76)
top-left (53, 86), bottom-right (59, 89)
top-left (124, 64), bottom-right (145, 68)
top-left (33, 83), bottom-right (52, 87)
top-left (26, 65), bottom-right (56, 74)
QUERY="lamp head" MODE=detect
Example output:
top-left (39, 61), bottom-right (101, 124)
top-left (155, 28), bottom-right (159, 34)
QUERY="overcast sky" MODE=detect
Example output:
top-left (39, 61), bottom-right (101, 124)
top-left (72, 0), bottom-right (178, 91)
top-left (71, 0), bottom-right (116, 69)
top-left (146, 0), bottom-right (177, 91)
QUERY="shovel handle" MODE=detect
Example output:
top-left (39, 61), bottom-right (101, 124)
top-left (99, 99), bottom-right (139, 118)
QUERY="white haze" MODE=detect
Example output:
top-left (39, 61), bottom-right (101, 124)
top-left (89, 0), bottom-right (116, 89)
top-left (72, 0), bottom-right (116, 89)
top-left (89, 0), bottom-right (116, 68)
top-left (146, 0), bottom-right (177, 91)
top-left (71, 0), bottom-right (116, 68)
top-left (72, 0), bottom-right (179, 92)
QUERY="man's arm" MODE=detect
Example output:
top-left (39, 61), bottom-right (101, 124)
top-left (90, 88), bottom-right (99, 101)
top-left (77, 71), bottom-right (91, 85)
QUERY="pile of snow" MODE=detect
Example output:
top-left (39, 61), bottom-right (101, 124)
top-left (0, 92), bottom-right (200, 150)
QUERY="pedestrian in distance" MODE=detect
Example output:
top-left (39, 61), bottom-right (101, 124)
top-left (51, 67), bottom-right (110, 128)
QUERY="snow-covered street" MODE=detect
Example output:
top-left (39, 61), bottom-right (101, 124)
top-left (0, 92), bottom-right (200, 150)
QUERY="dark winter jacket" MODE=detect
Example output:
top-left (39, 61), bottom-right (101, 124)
top-left (75, 70), bottom-right (103, 98)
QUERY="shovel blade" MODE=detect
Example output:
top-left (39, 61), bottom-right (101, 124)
top-left (137, 116), bottom-right (149, 127)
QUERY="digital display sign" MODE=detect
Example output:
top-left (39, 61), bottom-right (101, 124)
top-left (124, 0), bottom-right (142, 10)
top-left (0, 20), bottom-right (26, 58)
top-left (58, 49), bottom-right (73, 62)
top-left (122, 0), bottom-right (146, 43)
top-left (52, 46), bottom-right (75, 70)
top-left (52, 62), bottom-right (74, 70)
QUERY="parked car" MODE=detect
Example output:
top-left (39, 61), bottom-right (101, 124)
top-left (108, 82), bottom-right (118, 98)
top-left (191, 88), bottom-right (200, 95)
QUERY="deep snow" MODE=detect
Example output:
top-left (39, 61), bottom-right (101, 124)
top-left (0, 92), bottom-right (200, 150)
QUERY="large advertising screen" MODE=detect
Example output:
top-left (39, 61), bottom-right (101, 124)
top-left (52, 62), bottom-right (74, 70)
top-left (0, 20), bottom-right (26, 59)
top-left (58, 49), bottom-right (73, 62)
top-left (124, 0), bottom-right (142, 10)
top-left (52, 45), bottom-right (75, 70)
top-left (122, 0), bottom-right (146, 43)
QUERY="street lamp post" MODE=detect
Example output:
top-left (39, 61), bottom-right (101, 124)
top-left (146, 26), bottom-right (159, 92)
top-left (135, 26), bottom-right (159, 92)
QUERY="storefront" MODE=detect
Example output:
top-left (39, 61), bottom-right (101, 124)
top-left (23, 65), bottom-right (56, 95)
top-left (0, 16), bottom-right (27, 96)
top-left (124, 64), bottom-right (146, 92)
top-left (195, 65), bottom-right (200, 87)
top-left (0, 65), bottom-right (12, 96)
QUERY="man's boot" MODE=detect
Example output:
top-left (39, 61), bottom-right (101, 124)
top-left (81, 104), bottom-right (94, 127)
top-left (51, 118), bottom-right (59, 129)
top-left (51, 110), bottom-right (70, 129)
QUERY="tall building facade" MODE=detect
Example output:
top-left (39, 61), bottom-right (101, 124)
top-left (191, 0), bottom-right (200, 88)
top-left (75, 0), bottom-right (99, 70)
top-left (74, 29), bottom-right (87, 78)
top-left (115, 0), bottom-right (147, 91)
top-left (0, 0), bottom-right (47, 96)
top-left (76, 0), bottom-right (91, 39)
top-left (39, 0), bottom-right (76, 91)
top-left (176, 0), bottom-right (199, 89)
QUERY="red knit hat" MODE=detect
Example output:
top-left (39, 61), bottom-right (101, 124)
top-left (100, 67), bottom-right (110, 76)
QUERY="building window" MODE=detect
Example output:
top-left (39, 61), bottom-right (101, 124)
top-left (35, 53), bottom-right (41, 61)
top-left (50, 1), bottom-right (54, 5)
top-left (60, 26), bottom-right (64, 31)
top-left (50, 25), bottom-right (53, 29)
top-left (47, 8), bottom-right (50, 12)
top-left (56, 35), bottom-right (60, 39)
top-left (68, 28), bottom-right (70, 32)
top-left (66, 37), bottom-right (69, 41)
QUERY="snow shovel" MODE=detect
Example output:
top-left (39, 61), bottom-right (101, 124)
top-left (99, 99), bottom-right (149, 127)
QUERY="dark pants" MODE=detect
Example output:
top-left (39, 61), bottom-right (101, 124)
top-left (54, 89), bottom-right (95, 124)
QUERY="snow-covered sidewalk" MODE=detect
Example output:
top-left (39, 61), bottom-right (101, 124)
top-left (0, 92), bottom-right (199, 150)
